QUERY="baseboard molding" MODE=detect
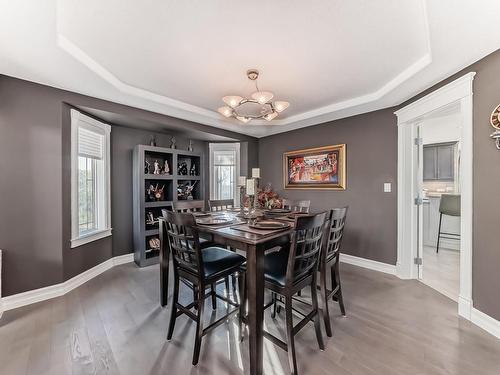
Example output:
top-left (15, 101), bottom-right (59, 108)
top-left (471, 307), bottom-right (500, 340)
top-left (2, 253), bottom-right (134, 312)
top-left (340, 254), bottom-right (396, 275)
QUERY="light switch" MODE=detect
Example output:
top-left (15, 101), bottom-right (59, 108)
top-left (384, 183), bottom-right (392, 193)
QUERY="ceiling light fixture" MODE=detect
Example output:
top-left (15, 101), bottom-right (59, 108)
top-left (218, 69), bottom-right (289, 123)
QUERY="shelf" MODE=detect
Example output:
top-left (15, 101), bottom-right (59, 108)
top-left (145, 201), bottom-right (172, 208)
top-left (145, 229), bottom-right (159, 236)
top-left (176, 175), bottom-right (201, 180)
top-left (144, 174), bottom-right (173, 180)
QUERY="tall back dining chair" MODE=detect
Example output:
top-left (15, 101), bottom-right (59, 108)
top-left (240, 212), bottom-right (327, 375)
top-left (160, 211), bottom-right (245, 365)
top-left (282, 199), bottom-right (311, 213)
top-left (172, 200), bottom-right (205, 213)
top-left (436, 194), bottom-right (460, 253)
top-left (319, 207), bottom-right (348, 337)
top-left (208, 199), bottom-right (234, 211)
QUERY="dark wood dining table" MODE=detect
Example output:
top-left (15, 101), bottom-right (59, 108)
top-left (159, 210), bottom-right (294, 375)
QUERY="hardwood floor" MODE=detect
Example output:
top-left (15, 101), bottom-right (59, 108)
top-left (1, 261), bottom-right (499, 375)
top-left (421, 245), bottom-right (460, 302)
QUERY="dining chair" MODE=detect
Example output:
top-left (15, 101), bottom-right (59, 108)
top-left (282, 199), bottom-right (311, 213)
top-left (208, 199), bottom-right (235, 211)
top-left (436, 194), bottom-right (460, 253)
top-left (239, 212), bottom-right (327, 375)
top-left (318, 207), bottom-right (348, 337)
top-left (160, 211), bottom-right (245, 366)
top-left (172, 199), bottom-right (205, 212)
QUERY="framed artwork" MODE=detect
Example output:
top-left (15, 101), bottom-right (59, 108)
top-left (283, 144), bottom-right (346, 190)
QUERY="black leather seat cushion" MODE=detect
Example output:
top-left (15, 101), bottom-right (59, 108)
top-left (199, 236), bottom-right (213, 249)
top-left (263, 250), bottom-right (289, 287)
top-left (202, 247), bottom-right (246, 279)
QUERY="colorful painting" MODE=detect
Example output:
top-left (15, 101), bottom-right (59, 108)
top-left (283, 144), bottom-right (346, 190)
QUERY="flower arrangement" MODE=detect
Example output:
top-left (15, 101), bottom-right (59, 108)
top-left (257, 184), bottom-right (282, 209)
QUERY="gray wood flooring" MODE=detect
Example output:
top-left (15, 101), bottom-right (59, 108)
top-left (1, 262), bottom-right (499, 375)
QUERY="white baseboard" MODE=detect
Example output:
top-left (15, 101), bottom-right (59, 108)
top-left (471, 307), bottom-right (500, 340)
top-left (458, 295), bottom-right (472, 320)
top-left (2, 253), bottom-right (134, 312)
top-left (340, 253), bottom-right (396, 275)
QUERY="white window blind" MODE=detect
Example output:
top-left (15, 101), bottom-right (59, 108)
top-left (78, 127), bottom-right (104, 160)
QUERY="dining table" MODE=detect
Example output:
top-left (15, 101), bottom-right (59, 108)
top-left (159, 209), bottom-right (296, 375)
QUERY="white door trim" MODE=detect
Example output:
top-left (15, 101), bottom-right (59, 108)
top-left (395, 72), bottom-right (475, 320)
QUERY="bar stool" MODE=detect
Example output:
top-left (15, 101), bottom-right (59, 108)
top-left (437, 194), bottom-right (461, 253)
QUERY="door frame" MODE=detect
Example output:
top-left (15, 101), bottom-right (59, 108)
top-left (394, 72), bottom-right (475, 320)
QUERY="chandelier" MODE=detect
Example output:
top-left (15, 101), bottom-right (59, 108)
top-left (218, 69), bottom-right (290, 123)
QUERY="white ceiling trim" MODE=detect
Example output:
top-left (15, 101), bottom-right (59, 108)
top-left (55, 0), bottom-right (433, 137)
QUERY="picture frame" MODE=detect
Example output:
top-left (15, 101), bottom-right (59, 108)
top-left (283, 144), bottom-right (346, 190)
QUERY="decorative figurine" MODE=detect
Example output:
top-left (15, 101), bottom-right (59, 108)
top-left (189, 164), bottom-right (197, 176)
top-left (146, 211), bottom-right (156, 225)
top-left (177, 181), bottom-right (197, 200)
top-left (178, 161), bottom-right (188, 175)
top-left (153, 160), bottom-right (162, 175)
top-left (148, 237), bottom-right (160, 250)
top-left (144, 160), bottom-right (151, 174)
top-left (163, 160), bottom-right (170, 174)
top-left (147, 184), bottom-right (165, 201)
top-left (149, 135), bottom-right (157, 147)
top-left (188, 140), bottom-right (194, 152)
top-left (170, 136), bottom-right (177, 149)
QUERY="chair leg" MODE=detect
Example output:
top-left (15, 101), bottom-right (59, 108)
top-left (193, 285), bottom-right (198, 310)
top-left (192, 285), bottom-right (205, 366)
top-left (311, 282), bottom-right (325, 350)
top-left (271, 292), bottom-right (278, 319)
top-left (211, 283), bottom-right (217, 310)
top-left (238, 272), bottom-right (246, 342)
top-left (167, 274), bottom-right (180, 340)
top-left (436, 213), bottom-right (443, 253)
top-left (285, 295), bottom-right (298, 375)
top-left (333, 261), bottom-right (346, 316)
top-left (320, 263), bottom-right (332, 337)
top-left (224, 277), bottom-right (230, 297)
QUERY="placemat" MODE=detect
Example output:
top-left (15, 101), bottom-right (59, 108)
top-left (232, 223), bottom-right (291, 236)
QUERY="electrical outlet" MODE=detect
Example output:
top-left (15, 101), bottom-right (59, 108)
top-left (384, 183), bottom-right (392, 193)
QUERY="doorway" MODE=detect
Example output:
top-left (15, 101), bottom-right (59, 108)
top-left (395, 72), bottom-right (475, 320)
top-left (416, 105), bottom-right (462, 301)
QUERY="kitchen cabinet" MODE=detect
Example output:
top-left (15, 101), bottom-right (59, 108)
top-left (423, 142), bottom-right (456, 181)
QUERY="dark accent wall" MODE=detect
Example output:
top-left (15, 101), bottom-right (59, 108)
top-left (259, 109), bottom-right (398, 264)
top-left (0, 75), bottom-right (257, 296)
top-left (398, 48), bottom-right (500, 321)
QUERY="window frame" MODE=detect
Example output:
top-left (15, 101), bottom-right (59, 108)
top-left (70, 109), bottom-right (112, 248)
top-left (209, 143), bottom-right (240, 204)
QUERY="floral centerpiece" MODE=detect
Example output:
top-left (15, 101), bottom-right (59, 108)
top-left (257, 184), bottom-right (282, 209)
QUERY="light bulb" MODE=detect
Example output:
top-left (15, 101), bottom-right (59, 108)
top-left (218, 106), bottom-right (233, 118)
top-left (274, 101), bottom-right (290, 113)
top-left (222, 96), bottom-right (243, 108)
top-left (264, 112), bottom-right (278, 121)
top-left (251, 91), bottom-right (274, 105)
top-left (236, 116), bottom-right (251, 124)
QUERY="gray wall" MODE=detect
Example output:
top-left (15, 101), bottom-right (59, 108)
top-left (398, 49), bottom-right (500, 321)
top-left (259, 48), bottom-right (500, 321)
top-left (0, 75), bottom-right (257, 296)
top-left (259, 109), bottom-right (398, 264)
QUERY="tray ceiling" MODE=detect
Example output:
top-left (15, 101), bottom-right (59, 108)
top-left (1, 0), bottom-right (500, 137)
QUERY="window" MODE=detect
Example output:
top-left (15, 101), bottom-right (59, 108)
top-left (209, 143), bottom-right (240, 203)
top-left (71, 109), bottom-right (111, 248)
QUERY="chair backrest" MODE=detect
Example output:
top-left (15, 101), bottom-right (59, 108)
top-left (439, 194), bottom-right (460, 217)
top-left (172, 200), bottom-right (205, 213)
top-left (282, 199), bottom-right (311, 213)
top-left (208, 199), bottom-right (234, 211)
top-left (286, 212), bottom-right (327, 285)
top-left (159, 211), bottom-right (202, 276)
top-left (323, 207), bottom-right (348, 263)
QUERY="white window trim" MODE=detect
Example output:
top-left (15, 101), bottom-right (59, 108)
top-left (209, 143), bottom-right (240, 204)
top-left (70, 109), bottom-right (112, 248)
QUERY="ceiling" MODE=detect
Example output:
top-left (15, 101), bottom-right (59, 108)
top-left (1, 0), bottom-right (500, 138)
